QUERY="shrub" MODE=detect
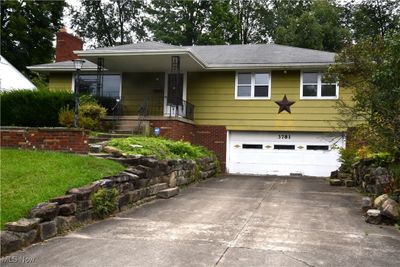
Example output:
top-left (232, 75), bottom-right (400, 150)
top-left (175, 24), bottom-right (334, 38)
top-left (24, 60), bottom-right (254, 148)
top-left (339, 147), bottom-right (358, 172)
top-left (91, 188), bottom-right (119, 219)
top-left (58, 97), bottom-right (107, 130)
top-left (0, 90), bottom-right (74, 127)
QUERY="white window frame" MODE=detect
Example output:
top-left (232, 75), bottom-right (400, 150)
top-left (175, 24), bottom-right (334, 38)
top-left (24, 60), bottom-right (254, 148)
top-left (300, 71), bottom-right (339, 100)
top-left (235, 71), bottom-right (271, 100)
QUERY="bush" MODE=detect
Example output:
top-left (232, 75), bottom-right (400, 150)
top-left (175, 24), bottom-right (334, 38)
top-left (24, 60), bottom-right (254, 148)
top-left (339, 148), bottom-right (357, 172)
top-left (0, 90), bottom-right (74, 127)
top-left (91, 188), bottom-right (119, 219)
top-left (58, 97), bottom-right (107, 130)
top-left (107, 136), bottom-right (214, 160)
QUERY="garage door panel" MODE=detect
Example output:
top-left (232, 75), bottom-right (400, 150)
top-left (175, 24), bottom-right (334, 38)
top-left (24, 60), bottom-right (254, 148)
top-left (228, 131), bottom-right (344, 177)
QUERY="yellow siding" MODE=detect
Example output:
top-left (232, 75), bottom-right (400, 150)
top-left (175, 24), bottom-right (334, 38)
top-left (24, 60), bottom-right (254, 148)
top-left (49, 73), bottom-right (72, 92)
top-left (187, 71), bottom-right (353, 132)
top-left (122, 73), bottom-right (164, 115)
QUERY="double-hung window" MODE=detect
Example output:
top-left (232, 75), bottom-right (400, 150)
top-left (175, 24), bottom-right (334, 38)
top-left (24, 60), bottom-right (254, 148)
top-left (236, 72), bottom-right (271, 99)
top-left (301, 72), bottom-right (338, 99)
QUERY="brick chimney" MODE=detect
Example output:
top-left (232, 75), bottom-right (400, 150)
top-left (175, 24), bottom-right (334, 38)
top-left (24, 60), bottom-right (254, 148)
top-left (55, 28), bottom-right (83, 62)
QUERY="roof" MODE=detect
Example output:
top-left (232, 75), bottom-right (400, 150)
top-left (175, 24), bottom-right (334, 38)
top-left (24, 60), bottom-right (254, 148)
top-left (27, 60), bottom-right (99, 72)
top-left (28, 41), bottom-right (336, 71)
top-left (0, 55), bottom-right (36, 91)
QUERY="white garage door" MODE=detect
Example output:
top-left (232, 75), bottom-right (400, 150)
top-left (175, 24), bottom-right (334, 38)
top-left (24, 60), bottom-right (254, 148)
top-left (227, 131), bottom-right (345, 177)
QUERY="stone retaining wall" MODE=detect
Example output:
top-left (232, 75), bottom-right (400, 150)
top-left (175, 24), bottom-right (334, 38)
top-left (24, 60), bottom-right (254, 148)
top-left (0, 156), bottom-right (218, 256)
top-left (0, 127), bottom-right (89, 154)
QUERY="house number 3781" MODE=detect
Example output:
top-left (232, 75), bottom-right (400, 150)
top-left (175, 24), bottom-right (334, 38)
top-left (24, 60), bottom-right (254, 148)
top-left (278, 134), bottom-right (291, 139)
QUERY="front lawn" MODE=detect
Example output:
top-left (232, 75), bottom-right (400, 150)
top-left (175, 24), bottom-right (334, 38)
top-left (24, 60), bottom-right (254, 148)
top-left (0, 149), bottom-right (124, 229)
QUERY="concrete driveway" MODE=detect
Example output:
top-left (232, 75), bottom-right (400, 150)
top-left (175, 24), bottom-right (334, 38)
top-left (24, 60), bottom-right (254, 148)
top-left (2, 175), bottom-right (400, 267)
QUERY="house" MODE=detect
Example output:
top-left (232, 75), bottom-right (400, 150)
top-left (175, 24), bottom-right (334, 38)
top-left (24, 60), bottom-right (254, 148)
top-left (28, 30), bottom-right (351, 177)
top-left (0, 55), bottom-right (36, 91)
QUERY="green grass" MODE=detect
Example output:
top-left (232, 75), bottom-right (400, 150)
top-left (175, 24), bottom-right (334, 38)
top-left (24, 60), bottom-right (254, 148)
top-left (0, 148), bottom-right (124, 229)
top-left (107, 136), bottom-right (214, 160)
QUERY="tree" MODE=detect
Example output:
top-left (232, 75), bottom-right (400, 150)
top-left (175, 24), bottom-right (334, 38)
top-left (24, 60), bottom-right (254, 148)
top-left (351, 0), bottom-right (400, 41)
top-left (69, 0), bottom-right (145, 47)
top-left (145, 0), bottom-right (211, 46)
top-left (329, 35), bottom-right (400, 155)
top-left (271, 0), bottom-right (350, 51)
top-left (1, 0), bottom-right (65, 78)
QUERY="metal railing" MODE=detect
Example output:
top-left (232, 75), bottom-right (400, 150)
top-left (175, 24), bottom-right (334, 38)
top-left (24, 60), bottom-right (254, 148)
top-left (139, 96), bottom-right (194, 121)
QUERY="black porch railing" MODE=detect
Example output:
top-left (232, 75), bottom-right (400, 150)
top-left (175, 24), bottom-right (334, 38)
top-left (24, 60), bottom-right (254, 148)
top-left (139, 97), bottom-right (195, 121)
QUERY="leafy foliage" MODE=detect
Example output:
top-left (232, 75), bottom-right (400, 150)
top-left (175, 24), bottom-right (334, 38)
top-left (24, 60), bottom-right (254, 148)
top-left (69, 0), bottom-right (145, 47)
top-left (91, 188), bottom-right (119, 219)
top-left (58, 96), bottom-right (107, 130)
top-left (107, 136), bottom-right (214, 160)
top-left (330, 34), bottom-right (400, 155)
top-left (0, 90), bottom-right (74, 127)
top-left (1, 0), bottom-right (65, 79)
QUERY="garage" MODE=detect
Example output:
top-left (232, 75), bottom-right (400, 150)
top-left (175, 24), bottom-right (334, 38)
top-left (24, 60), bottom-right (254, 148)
top-left (227, 131), bottom-right (345, 177)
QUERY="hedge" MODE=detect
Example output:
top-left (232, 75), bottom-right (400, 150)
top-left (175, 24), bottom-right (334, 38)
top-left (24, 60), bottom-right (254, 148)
top-left (0, 90), bottom-right (74, 127)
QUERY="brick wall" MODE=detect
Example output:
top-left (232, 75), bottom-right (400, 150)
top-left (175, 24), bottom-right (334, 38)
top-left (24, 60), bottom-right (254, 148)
top-left (194, 125), bottom-right (227, 171)
top-left (0, 128), bottom-right (89, 154)
top-left (150, 120), bottom-right (196, 143)
top-left (149, 120), bottom-right (227, 171)
top-left (55, 28), bottom-right (83, 62)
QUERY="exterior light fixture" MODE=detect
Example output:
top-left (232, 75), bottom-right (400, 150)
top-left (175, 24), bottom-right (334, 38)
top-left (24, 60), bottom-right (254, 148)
top-left (73, 59), bottom-right (85, 128)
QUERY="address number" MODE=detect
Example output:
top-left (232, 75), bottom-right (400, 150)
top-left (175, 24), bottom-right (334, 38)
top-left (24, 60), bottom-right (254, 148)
top-left (278, 134), bottom-right (291, 139)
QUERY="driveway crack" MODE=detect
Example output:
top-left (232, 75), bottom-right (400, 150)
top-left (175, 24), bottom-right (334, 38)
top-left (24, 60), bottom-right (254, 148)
top-left (280, 250), bottom-right (316, 267)
top-left (214, 180), bottom-right (277, 266)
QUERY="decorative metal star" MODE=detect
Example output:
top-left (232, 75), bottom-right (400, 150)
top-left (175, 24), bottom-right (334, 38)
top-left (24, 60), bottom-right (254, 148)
top-left (275, 94), bottom-right (295, 114)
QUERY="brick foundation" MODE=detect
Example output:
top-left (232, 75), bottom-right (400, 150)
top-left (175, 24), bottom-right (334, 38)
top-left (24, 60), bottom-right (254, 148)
top-left (0, 127), bottom-right (89, 154)
top-left (149, 120), bottom-right (227, 171)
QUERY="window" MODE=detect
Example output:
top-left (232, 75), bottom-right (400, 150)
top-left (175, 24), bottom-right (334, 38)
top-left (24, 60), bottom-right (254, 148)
top-left (236, 72), bottom-right (270, 99)
top-left (75, 74), bottom-right (121, 99)
top-left (274, 145), bottom-right (295, 150)
top-left (301, 72), bottom-right (338, 99)
top-left (242, 144), bottom-right (263, 149)
top-left (306, 145), bottom-right (329, 151)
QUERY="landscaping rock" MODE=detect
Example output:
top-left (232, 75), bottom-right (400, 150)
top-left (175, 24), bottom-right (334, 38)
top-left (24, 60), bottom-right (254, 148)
top-left (338, 172), bottom-right (352, 180)
top-left (14, 229), bottom-right (37, 246)
top-left (380, 198), bottom-right (400, 221)
top-left (374, 194), bottom-right (389, 209)
top-left (371, 167), bottom-right (392, 195)
top-left (361, 197), bottom-right (372, 213)
top-left (365, 209), bottom-right (382, 224)
top-left (125, 167), bottom-right (146, 178)
top-left (157, 187), bottom-right (179, 199)
top-left (1, 231), bottom-right (23, 256)
top-left (37, 220), bottom-right (57, 241)
top-left (107, 157), bottom-right (139, 166)
top-left (94, 178), bottom-right (115, 188)
top-left (76, 200), bottom-right (92, 211)
top-left (5, 218), bottom-right (40, 232)
top-left (29, 202), bottom-right (59, 221)
top-left (67, 188), bottom-right (92, 201)
top-left (177, 177), bottom-right (189, 186)
top-left (158, 160), bottom-right (171, 173)
top-left (139, 157), bottom-right (159, 168)
top-left (59, 203), bottom-right (77, 216)
top-left (161, 173), bottom-right (177, 188)
top-left (133, 178), bottom-right (150, 189)
top-left (330, 170), bottom-right (339, 179)
top-left (56, 216), bottom-right (78, 234)
top-left (116, 194), bottom-right (131, 209)
top-left (148, 183), bottom-right (168, 196)
top-left (344, 179), bottom-right (355, 187)
top-left (329, 179), bottom-right (342, 186)
top-left (103, 146), bottom-right (122, 157)
top-left (89, 144), bottom-right (103, 153)
top-left (49, 194), bottom-right (76, 205)
top-left (127, 190), bottom-right (141, 203)
top-left (75, 210), bottom-right (92, 223)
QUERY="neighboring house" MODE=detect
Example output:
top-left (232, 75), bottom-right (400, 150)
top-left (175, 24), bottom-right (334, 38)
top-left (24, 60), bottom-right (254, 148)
top-left (0, 55), bottom-right (36, 91)
top-left (28, 30), bottom-right (351, 177)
